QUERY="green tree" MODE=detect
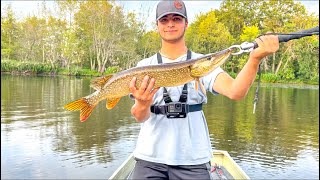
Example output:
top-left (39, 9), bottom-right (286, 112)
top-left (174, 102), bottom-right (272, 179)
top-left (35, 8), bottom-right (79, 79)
top-left (44, 16), bottom-right (68, 68)
top-left (215, 0), bottom-right (264, 39)
top-left (56, 0), bottom-right (81, 70)
top-left (186, 11), bottom-right (234, 54)
top-left (136, 30), bottom-right (161, 59)
top-left (17, 16), bottom-right (47, 62)
top-left (261, 0), bottom-right (307, 32)
top-left (57, 0), bottom-right (79, 27)
top-left (74, 1), bottom-right (142, 72)
top-left (1, 4), bottom-right (19, 60)
top-left (240, 25), bottom-right (260, 42)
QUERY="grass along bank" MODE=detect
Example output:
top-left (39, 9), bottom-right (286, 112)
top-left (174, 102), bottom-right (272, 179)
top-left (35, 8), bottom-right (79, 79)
top-left (1, 60), bottom-right (318, 85)
top-left (1, 59), bottom-right (118, 77)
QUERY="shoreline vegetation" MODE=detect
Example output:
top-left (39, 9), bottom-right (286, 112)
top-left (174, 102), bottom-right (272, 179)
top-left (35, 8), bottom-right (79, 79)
top-left (0, 59), bottom-right (119, 77)
top-left (1, 59), bottom-right (318, 86)
top-left (2, 1), bottom-right (318, 85)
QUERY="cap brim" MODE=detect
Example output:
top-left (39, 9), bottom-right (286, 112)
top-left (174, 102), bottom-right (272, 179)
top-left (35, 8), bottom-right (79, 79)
top-left (156, 12), bottom-right (187, 21)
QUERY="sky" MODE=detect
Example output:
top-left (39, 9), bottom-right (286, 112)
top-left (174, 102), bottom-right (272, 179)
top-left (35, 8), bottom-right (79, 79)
top-left (1, 0), bottom-right (319, 30)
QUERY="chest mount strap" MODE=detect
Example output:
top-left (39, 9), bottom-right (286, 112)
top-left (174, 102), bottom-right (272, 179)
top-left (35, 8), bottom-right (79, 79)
top-left (151, 50), bottom-right (203, 118)
top-left (157, 50), bottom-right (191, 103)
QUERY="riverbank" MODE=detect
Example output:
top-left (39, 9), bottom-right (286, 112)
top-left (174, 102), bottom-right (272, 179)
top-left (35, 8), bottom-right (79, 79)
top-left (2, 71), bottom-right (319, 89)
top-left (1, 59), bottom-right (118, 77)
top-left (1, 59), bottom-right (318, 85)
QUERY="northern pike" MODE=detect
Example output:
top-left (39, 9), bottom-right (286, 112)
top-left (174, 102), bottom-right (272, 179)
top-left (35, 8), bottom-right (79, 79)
top-left (64, 49), bottom-right (232, 122)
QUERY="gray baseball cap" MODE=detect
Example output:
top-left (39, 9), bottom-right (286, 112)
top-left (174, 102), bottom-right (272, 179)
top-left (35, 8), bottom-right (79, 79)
top-left (156, 0), bottom-right (188, 21)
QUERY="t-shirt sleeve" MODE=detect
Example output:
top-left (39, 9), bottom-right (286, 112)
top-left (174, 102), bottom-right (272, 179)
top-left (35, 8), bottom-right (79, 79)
top-left (202, 66), bottom-right (225, 95)
top-left (136, 60), bottom-right (144, 67)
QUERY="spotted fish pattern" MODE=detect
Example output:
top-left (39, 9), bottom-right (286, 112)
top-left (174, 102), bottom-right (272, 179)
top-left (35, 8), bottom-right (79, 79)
top-left (64, 49), bottom-right (232, 122)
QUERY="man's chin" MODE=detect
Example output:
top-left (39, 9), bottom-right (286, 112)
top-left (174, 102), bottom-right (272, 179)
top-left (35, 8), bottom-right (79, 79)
top-left (161, 36), bottom-right (184, 43)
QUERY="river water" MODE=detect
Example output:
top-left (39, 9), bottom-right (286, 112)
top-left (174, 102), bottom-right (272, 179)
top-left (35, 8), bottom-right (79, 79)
top-left (1, 75), bottom-right (319, 179)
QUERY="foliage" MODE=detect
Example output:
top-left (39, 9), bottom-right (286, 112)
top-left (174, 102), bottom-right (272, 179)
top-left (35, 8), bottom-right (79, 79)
top-left (0, 0), bottom-right (319, 84)
top-left (260, 73), bottom-right (279, 83)
top-left (214, 0), bottom-right (264, 39)
top-left (1, 59), bottom-right (56, 73)
top-left (74, 1), bottom-right (142, 72)
top-left (105, 66), bottom-right (120, 75)
top-left (186, 11), bottom-right (234, 54)
top-left (212, 0), bottom-right (318, 83)
top-left (136, 31), bottom-right (161, 59)
top-left (1, 4), bottom-right (19, 60)
top-left (240, 25), bottom-right (260, 42)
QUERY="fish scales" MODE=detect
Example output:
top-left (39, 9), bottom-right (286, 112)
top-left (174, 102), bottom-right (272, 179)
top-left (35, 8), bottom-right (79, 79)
top-left (64, 49), bottom-right (232, 122)
top-left (101, 64), bottom-right (194, 99)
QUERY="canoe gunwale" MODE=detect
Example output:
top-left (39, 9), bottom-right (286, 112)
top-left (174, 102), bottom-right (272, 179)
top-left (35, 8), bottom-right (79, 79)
top-left (109, 150), bottom-right (250, 179)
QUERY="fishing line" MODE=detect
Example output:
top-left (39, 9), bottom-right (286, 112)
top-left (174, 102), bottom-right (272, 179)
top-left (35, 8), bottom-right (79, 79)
top-left (252, 30), bottom-right (319, 114)
top-left (253, 63), bottom-right (262, 114)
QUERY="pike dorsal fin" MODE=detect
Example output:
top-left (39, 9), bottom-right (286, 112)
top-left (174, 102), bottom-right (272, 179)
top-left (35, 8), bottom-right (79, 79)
top-left (106, 97), bottom-right (121, 109)
top-left (90, 74), bottom-right (113, 90)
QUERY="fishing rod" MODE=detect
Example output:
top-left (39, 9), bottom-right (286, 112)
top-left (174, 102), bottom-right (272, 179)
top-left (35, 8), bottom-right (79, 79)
top-left (229, 26), bottom-right (319, 113)
top-left (230, 26), bottom-right (319, 55)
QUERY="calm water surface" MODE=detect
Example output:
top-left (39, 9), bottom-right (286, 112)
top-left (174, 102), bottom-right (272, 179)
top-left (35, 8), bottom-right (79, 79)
top-left (1, 75), bottom-right (319, 179)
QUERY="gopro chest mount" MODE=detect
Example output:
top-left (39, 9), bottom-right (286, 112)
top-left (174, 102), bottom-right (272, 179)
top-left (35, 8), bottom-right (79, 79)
top-left (150, 50), bottom-right (203, 118)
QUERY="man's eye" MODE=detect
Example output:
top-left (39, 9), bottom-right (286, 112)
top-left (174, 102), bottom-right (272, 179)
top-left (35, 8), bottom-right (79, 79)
top-left (159, 18), bottom-right (168, 23)
top-left (173, 17), bottom-right (182, 21)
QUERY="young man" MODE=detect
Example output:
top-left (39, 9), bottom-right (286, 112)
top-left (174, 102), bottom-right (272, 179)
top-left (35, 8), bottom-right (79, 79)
top-left (129, 0), bottom-right (279, 179)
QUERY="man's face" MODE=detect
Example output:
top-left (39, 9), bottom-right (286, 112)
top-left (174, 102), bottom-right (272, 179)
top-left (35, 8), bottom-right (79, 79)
top-left (157, 14), bottom-right (188, 43)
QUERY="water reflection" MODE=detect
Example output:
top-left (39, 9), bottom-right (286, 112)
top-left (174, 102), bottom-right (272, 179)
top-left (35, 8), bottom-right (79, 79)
top-left (1, 75), bottom-right (139, 179)
top-left (1, 75), bottom-right (319, 179)
top-left (204, 84), bottom-right (319, 179)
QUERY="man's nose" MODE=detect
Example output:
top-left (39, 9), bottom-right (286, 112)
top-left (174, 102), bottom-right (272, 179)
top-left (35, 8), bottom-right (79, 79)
top-left (167, 20), bottom-right (175, 27)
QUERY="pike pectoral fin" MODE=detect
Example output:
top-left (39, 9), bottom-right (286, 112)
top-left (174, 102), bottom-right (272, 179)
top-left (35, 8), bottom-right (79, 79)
top-left (90, 74), bottom-right (113, 90)
top-left (194, 78), bottom-right (206, 95)
top-left (106, 98), bottom-right (121, 109)
top-left (64, 98), bottom-right (96, 122)
top-left (200, 82), bottom-right (206, 95)
top-left (195, 79), bottom-right (199, 91)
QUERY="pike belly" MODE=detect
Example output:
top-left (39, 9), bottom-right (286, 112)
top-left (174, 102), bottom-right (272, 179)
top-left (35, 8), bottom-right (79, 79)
top-left (104, 66), bottom-right (194, 99)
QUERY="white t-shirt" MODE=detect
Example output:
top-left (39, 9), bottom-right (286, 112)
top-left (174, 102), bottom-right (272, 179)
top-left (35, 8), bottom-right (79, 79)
top-left (133, 51), bottom-right (224, 165)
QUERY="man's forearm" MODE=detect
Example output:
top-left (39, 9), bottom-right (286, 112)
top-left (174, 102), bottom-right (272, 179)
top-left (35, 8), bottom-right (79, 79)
top-left (231, 56), bottom-right (262, 100)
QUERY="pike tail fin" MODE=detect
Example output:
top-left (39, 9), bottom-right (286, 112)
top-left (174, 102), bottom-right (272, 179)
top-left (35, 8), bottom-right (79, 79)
top-left (64, 98), bottom-right (96, 122)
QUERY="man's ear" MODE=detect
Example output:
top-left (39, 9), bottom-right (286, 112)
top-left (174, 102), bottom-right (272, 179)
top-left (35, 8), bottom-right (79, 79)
top-left (156, 21), bottom-right (159, 32)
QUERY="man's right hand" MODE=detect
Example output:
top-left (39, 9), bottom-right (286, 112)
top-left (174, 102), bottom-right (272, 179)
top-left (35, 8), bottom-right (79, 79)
top-left (129, 76), bottom-right (159, 122)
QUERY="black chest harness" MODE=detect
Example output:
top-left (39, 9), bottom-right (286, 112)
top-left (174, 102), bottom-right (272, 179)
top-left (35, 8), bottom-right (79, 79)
top-left (150, 50), bottom-right (203, 118)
